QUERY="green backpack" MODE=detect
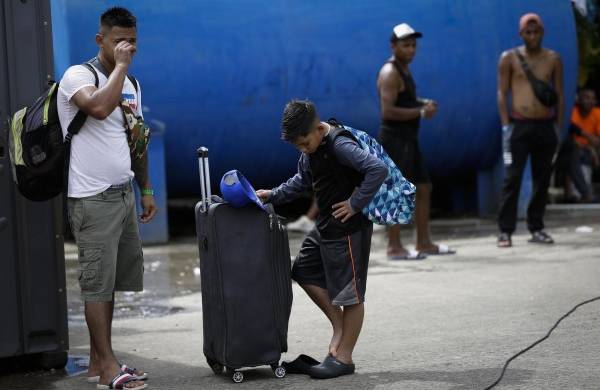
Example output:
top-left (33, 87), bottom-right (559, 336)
top-left (8, 63), bottom-right (101, 201)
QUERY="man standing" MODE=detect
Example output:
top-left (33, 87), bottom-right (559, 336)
top-left (497, 13), bottom-right (564, 247)
top-left (57, 7), bottom-right (154, 390)
top-left (377, 23), bottom-right (454, 260)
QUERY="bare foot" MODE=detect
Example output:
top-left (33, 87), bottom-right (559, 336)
top-left (87, 354), bottom-right (101, 379)
top-left (415, 243), bottom-right (438, 253)
top-left (329, 326), bottom-right (343, 357)
top-left (387, 247), bottom-right (409, 258)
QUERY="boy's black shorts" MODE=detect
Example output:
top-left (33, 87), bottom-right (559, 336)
top-left (291, 223), bottom-right (373, 306)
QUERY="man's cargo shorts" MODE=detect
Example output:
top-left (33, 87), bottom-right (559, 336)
top-left (68, 181), bottom-right (144, 302)
top-left (292, 223), bottom-right (373, 306)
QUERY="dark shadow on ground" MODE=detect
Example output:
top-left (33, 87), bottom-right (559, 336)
top-left (0, 349), bottom-right (533, 390)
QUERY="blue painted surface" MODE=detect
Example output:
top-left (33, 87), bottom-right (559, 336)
top-left (50, 0), bottom-right (577, 198)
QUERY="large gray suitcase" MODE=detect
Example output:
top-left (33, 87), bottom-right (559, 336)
top-left (194, 147), bottom-right (293, 383)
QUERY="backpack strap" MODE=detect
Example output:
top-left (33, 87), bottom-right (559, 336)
top-left (64, 62), bottom-right (99, 141)
top-left (324, 121), bottom-right (362, 189)
top-left (127, 74), bottom-right (138, 93)
top-left (514, 49), bottom-right (538, 86)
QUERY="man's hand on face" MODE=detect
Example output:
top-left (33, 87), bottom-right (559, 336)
top-left (114, 41), bottom-right (136, 68)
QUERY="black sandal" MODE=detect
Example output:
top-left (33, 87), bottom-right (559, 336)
top-left (529, 231), bottom-right (554, 244)
top-left (497, 232), bottom-right (512, 248)
top-left (282, 354), bottom-right (321, 375)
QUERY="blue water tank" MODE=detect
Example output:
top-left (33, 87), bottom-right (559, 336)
top-left (51, 0), bottom-right (577, 196)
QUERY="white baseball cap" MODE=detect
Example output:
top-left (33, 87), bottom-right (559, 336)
top-left (391, 23), bottom-right (423, 41)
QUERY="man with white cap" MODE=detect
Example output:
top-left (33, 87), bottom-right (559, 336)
top-left (497, 13), bottom-right (564, 247)
top-left (377, 23), bottom-right (454, 260)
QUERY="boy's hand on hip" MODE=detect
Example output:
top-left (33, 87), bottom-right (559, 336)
top-left (256, 189), bottom-right (272, 203)
top-left (332, 200), bottom-right (356, 223)
top-left (140, 195), bottom-right (157, 223)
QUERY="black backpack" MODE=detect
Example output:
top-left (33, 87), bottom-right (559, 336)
top-left (7, 61), bottom-right (136, 201)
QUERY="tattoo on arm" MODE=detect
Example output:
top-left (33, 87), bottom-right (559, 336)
top-left (132, 154), bottom-right (150, 190)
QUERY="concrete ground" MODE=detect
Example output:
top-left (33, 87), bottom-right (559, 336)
top-left (1, 218), bottom-right (599, 390)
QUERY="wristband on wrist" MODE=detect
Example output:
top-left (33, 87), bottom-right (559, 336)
top-left (141, 188), bottom-right (154, 196)
top-left (420, 108), bottom-right (426, 118)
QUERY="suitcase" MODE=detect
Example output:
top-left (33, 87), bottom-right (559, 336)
top-left (194, 147), bottom-right (293, 383)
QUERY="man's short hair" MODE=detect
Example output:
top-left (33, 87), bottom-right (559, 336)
top-left (281, 100), bottom-right (318, 142)
top-left (100, 7), bottom-right (137, 30)
top-left (577, 86), bottom-right (595, 96)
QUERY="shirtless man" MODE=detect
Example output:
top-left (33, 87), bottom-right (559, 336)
top-left (377, 23), bottom-right (455, 260)
top-left (497, 13), bottom-right (564, 247)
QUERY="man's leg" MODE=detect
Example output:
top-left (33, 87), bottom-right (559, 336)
top-left (88, 293), bottom-right (114, 379)
top-left (568, 145), bottom-right (591, 201)
top-left (335, 303), bottom-right (364, 364)
top-left (112, 186), bottom-right (146, 377)
top-left (386, 225), bottom-right (409, 257)
top-left (379, 133), bottom-right (412, 258)
top-left (85, 301), bottom-right (121, 382)
top-left (299, 283), bottom-right (343, 356)
top-left (527, 124), bottom-right (558, 232)
top-left (414, 183), bottom-right (436, 251)
top-left (72, 191), bottom-right (145, 389)
top-left (498, 123), bottom-right (530, 235)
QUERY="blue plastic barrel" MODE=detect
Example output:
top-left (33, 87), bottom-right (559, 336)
top-left (51, 0), bottom-right (577, 196)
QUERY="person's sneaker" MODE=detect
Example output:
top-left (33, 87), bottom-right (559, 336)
top-left (528, 230), bottom-right (554, 244)
top-left (286, 215), bottom-right (315, 233)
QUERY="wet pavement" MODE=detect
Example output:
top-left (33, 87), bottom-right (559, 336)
top-left (1, 217), bottom-right (599, 389)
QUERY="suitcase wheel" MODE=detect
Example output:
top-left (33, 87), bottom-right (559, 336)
top-left (231, 371), bottom-right (244, 383)
top-left (273, 365), bottom-right (286, 379)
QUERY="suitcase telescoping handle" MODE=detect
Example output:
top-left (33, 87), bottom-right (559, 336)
top-left (197, 147), bottom-right (211, 212)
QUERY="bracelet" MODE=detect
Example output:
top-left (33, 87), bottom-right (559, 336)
top-left (420, 108), bottom-right (426, 118)
top-left (141, 188), bottom-right (154, 196)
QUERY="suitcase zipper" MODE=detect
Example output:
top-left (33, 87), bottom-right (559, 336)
top-left (269, 213), bottom-right (283, 353)
top-left (207, 205), bottom-right (229, 366)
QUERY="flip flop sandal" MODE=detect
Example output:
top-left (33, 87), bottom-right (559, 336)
top-left (282, 354), bottom-right (321, 375)
top-left (96, 372), bottom-right (147, 390)
top-left (420, 244), bottom-right (456, 255)
top-left (88, 364), bottom-right (148, 383)
top-left (528, 231), bottom-right (554, 244)
top-left (388, 250), bottom-right (427, 261)
top-left (121, 363), bottom-right (148, 381)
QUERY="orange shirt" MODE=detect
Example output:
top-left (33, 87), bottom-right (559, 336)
top-left (572, 106), bottom-right (600, 146)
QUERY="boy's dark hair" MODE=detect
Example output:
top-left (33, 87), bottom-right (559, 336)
top-left (281, 99), bottom-right (318, 142)
top-left (100, 7), bottom-right (137, 30)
